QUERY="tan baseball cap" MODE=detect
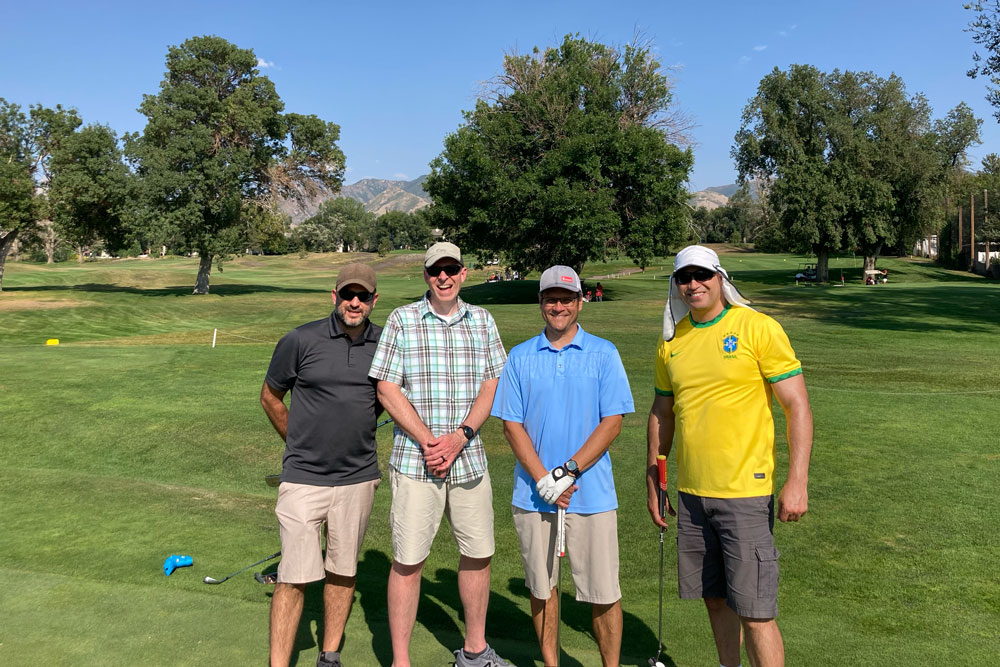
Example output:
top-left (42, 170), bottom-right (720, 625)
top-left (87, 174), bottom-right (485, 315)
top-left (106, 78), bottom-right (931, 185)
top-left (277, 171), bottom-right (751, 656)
top-left (424, 242), bottom-right (462, 268)
top-left (335, 263), bottom-right (376, 292)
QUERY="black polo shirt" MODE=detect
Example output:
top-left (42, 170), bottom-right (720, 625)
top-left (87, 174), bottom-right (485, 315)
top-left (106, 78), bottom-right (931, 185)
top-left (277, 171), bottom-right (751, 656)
top-left (265, 313), bottom-right (383, 486)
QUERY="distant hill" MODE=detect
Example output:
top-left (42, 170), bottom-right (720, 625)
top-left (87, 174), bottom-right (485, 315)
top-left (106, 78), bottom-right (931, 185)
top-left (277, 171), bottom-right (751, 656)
top-left (688, 187), bottom-right (731, 211)
top-left (703, 184), bottom-right (741, 198)
top-left (279, 175), bottom-right (432, 224)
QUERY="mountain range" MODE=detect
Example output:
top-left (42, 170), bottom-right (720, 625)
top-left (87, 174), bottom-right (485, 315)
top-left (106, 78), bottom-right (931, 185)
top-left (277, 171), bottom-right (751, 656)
top-left (280, 173), bottom-right (742, 222)
top-left (279, 175), bottom-right (432, 224)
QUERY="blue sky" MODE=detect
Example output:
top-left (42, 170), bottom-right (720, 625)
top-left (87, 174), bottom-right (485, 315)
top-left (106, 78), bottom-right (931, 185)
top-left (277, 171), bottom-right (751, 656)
top-left (1, 1), bottom-right (995, 191)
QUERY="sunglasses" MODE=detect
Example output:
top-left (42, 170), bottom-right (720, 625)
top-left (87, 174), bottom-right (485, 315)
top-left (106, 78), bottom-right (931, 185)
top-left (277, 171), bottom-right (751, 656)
top-left (541, 296), bottom-right (580, 307)
top-left (337, 288), bottom-right (375, 303)
top-left (674, 268), bottom-right (717, 285)
top-left (427, 264), bottom-right (463, 277)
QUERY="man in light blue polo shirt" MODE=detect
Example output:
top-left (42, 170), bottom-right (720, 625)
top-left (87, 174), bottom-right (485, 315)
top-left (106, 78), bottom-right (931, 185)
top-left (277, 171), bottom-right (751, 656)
top-left (492, 265), bottom-right (634, 667)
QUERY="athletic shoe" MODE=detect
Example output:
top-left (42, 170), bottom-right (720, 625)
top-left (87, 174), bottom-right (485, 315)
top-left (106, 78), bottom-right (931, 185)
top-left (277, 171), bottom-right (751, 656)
top-left (453, 643), bottom-right (510, 667)
top-left (317, 651), bottom-right (342, 667)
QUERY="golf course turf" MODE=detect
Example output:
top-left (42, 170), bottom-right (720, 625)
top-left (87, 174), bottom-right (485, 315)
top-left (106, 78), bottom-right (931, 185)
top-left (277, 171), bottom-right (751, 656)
top-left (0, 250), bottom-right (997, 666)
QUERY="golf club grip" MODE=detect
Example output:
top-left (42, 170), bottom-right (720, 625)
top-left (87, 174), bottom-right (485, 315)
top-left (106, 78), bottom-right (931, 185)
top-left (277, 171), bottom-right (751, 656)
top-left (656, 454), bottom-right (667, 490)
top-left (556, 507), bottom-right (566, 557)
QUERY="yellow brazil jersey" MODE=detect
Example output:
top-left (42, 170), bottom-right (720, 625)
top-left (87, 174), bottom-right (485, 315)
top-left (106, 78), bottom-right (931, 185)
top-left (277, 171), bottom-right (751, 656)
top-left (654, 305), bottom-right (801, 498)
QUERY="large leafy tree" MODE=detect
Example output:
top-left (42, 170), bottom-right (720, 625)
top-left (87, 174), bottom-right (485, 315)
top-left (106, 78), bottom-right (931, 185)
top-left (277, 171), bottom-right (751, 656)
top-left (734, 66), bottom-right (965, 279)
top-left (425, 35), bottom-right (693, 275)
top-left (128, 35), bottom-right (345, 293)
top-left (967, 1), bottom-right (1000, 121)
top-left (0, 98), bottom-right (81, 290)
top-left (48, 124), bottom-right (133, 261)
top-left (293, 197), bottom-right (374, 253)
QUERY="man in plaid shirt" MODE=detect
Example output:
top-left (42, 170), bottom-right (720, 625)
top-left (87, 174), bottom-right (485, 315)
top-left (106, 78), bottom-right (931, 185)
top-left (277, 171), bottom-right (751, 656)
top-left (369, 242), bottom-right (509, 667)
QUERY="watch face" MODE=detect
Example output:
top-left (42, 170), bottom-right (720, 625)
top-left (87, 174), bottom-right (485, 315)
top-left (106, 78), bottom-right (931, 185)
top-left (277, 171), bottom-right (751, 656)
top-left (461, 425), bottom-right (475, 440)
top-left (565, 460), bottom-right (579, 474)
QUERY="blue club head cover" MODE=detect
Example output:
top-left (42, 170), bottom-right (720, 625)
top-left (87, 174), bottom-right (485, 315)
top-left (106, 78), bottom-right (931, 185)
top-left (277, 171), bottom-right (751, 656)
top-left (163, 554), bottom-right (193, 576)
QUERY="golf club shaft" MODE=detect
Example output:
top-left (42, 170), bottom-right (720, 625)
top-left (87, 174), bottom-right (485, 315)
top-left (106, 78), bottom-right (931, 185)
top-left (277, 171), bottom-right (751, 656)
top-left (556, 507), bottom-right (566, 667)
top-left (203, 550), bottom-right (281, 584)
top-left (656, 454), bottom-right (667, 659)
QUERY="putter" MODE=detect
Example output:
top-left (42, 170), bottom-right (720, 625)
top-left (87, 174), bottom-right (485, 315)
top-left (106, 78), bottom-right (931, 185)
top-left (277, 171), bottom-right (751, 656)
top-left (649, 454), bottom-right (668, 667)
top-left (203, 550), bottom-right (281, 585)
top-left (555, 506), bottom-right (566, 667)
top-left (263, 419), bottom-right (393, 488)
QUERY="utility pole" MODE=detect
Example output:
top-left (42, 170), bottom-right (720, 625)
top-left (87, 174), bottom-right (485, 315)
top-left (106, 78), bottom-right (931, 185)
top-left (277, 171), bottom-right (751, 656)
top-left (986, 189), bottom-right (991, 273)
top-left (970, 193), bottom-right (976, 271)
top-left (958, 204), bottom-right (963, 254)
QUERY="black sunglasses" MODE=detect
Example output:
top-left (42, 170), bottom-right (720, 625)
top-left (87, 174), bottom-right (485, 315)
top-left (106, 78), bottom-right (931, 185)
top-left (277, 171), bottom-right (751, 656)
top-left (427, 264), bottom-right (463, 277)
top-left (674, 268), bottom-right (717, 285)
top-left (338, 288), bottom-right (375, 303)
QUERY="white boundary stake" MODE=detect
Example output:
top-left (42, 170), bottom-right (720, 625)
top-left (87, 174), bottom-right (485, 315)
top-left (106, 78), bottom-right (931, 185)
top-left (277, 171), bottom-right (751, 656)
top-left (212, 328), bottom-right (218, 348)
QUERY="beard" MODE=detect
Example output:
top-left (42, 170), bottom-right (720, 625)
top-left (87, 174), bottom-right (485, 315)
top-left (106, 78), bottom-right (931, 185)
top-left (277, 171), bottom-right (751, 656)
top-left (335, 305), bottom-right (368, 328)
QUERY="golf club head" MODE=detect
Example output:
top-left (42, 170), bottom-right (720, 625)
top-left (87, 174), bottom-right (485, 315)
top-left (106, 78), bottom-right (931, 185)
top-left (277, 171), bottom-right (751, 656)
top-left (203, 576), bottom-right (223, 584)
top-left (255, 571), bottom-right (278, 584)
top-left (264, 474), bottom-right (280, 488)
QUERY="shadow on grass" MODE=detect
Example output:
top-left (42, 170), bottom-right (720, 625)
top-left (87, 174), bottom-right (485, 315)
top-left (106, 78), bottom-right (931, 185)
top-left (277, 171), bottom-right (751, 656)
top-left (6, 283), bottom-right (326, 297)
top-left (787, 285), bottom-right (1000, 332)
top-left (502, 577), bottom-right (677, 667)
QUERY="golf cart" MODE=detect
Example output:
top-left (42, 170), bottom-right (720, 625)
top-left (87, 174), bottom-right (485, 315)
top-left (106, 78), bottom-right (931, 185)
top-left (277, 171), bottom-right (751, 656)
top-left (795, 263), bottom-right (818, 283)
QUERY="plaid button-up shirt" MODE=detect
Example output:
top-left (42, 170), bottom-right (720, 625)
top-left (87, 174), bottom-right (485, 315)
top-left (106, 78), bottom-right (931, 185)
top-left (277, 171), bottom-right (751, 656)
top-left (369, 293), bottom-right (507, 483)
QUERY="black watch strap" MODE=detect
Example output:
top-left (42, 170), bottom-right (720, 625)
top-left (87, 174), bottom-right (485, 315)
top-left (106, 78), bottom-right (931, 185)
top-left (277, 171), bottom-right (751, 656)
top-left (460, 425), bottom-right (475, 441)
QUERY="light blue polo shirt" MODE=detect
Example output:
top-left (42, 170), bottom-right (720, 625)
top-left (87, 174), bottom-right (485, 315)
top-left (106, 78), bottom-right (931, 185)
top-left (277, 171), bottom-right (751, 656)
top-left (491, 325), bottom-right (634, 514)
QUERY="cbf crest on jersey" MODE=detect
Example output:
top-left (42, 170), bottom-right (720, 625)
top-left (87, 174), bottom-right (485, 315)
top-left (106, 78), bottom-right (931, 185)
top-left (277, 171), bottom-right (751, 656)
top-left (722, 332), bottom-right (739, 359)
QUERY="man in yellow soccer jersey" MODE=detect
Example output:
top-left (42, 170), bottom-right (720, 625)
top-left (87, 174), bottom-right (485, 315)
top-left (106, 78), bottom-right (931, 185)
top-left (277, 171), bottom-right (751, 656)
top-left (647, 245), bottom-right (813, 667)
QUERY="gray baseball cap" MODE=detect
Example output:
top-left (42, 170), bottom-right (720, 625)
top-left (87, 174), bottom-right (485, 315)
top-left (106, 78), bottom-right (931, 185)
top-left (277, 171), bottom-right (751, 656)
top-left (538, 265), bottom-right (582, 294)
top-left (424, 242), bottom-right (462, 268)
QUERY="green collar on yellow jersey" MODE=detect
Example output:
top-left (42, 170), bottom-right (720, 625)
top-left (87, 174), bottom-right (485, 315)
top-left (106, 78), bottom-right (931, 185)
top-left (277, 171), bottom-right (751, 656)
top-left (689, 303), bottom-right (731, 328)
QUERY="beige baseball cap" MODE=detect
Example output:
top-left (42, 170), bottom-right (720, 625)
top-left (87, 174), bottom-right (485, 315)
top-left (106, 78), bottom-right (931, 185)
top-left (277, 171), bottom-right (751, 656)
top-left (424, 242), bottom-right (462, 268)
top-left (335, 263), bottom-right (376, 292)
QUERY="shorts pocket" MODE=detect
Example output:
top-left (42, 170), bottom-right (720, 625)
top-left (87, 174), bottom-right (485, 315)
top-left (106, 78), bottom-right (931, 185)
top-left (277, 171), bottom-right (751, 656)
top-left (755, 544), bottom-right (780, 599)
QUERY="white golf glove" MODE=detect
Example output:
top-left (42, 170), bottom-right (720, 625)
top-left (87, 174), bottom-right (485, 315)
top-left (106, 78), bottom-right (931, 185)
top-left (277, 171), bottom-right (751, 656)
top-left (536, 465), bottom-right (574, 504)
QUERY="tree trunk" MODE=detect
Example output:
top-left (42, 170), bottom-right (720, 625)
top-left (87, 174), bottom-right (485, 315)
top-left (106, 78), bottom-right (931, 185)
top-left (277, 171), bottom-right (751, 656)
top-left (815, 246), bottom-right (830, 282)
top-left (193, 253), bottom-right (213, 294)
top-left (77, 245), bottom-right (84, 264)
top-left (0, 229), bottom-right (17, 292)
top-left (11, 238), bottom-right (20, 262)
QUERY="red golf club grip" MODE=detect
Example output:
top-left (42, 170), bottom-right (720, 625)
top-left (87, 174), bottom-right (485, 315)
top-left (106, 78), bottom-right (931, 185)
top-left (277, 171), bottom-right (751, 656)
top-left (656, 455), bottom-right (667, 491)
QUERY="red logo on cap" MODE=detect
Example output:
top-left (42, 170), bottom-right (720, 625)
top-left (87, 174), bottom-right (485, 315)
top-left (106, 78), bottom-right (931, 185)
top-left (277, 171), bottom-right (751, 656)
top-left (560, 275), bottom-right (573, 283)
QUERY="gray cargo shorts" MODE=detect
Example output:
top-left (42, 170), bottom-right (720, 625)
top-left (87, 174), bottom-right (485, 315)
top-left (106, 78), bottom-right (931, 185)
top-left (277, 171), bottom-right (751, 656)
top-left (676, 491), bottom-right (780, 619)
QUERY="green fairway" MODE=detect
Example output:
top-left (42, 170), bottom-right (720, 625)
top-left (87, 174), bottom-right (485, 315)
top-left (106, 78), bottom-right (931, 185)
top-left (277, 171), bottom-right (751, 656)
top-left (1, 251), bottom-right (997, 666)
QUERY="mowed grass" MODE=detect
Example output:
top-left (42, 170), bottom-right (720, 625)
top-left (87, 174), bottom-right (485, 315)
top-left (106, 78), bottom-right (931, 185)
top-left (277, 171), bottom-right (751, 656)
top-left (0, 250), bottom-right (997, 666)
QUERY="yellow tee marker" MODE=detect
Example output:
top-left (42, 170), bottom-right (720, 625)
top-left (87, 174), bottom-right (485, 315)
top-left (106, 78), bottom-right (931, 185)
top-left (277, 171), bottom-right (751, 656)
top-left (45, 339), bottom-right (59, 346)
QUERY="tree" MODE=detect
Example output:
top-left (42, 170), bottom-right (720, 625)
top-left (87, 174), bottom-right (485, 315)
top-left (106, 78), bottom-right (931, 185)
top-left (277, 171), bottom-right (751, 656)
top-left (128, 35), bottom-right (345, 293)
top-left (734, 66), bottom-right (963, 279)
top-left (293, 197), bottom-right (374, 252)
top-left (0, 98), bottom-right (81, 290)
top-left (966, 2), bottom-right (1000, 121)
top-left (48, 124), bottom-right (132, 261)
top-left (425, 34), bottom-right (693, 275)
top-left (372, 209), bottom-right (433, 252)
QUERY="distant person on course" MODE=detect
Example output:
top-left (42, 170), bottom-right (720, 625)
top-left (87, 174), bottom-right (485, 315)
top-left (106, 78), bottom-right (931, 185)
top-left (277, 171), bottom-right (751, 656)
top-left (647, 245), bottom-right (814, 667)
top-left (493, 265), bottom-right (633, 667)
top-left (260, 263), bottom-right (383, 667)
top-left (368, 242), bottom-right (510, 667)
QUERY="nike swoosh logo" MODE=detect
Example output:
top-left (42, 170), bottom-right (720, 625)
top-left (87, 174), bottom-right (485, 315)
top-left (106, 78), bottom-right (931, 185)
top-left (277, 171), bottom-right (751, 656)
top-left (669, 351), bottom-right (680, 357)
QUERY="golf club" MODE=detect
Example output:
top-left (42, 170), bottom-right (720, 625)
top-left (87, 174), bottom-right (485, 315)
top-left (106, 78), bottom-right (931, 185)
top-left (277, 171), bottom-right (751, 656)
top-left (649, 454), bottom-right (668, 667)
top-left (555, 506), bottom-right (566, 667)
top-left (264, 418), bottom-right (392, 488)
top-left (203, 550), bottom-right (281, 585)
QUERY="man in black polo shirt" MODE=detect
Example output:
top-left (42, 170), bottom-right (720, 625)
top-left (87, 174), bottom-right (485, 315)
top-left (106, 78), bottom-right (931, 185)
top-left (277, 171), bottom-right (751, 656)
top-left (260, 263), bottom-right (383, 667)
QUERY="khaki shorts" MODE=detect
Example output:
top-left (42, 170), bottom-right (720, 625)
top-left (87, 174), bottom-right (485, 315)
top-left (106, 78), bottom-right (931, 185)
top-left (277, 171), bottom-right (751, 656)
top-left (275, 479), bottom-right (379, 584)
top-left (512, 507), bottom-right (621, 605)
top-left (676, 491), bottom-right (779, 619)
top-left (389, 467), bottom-right (495, 565)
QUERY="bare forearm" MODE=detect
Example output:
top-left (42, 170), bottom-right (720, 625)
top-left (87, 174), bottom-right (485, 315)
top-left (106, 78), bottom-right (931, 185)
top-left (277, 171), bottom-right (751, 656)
top-left (376, 381), bottom-right (433, 444)
top-left (785, 403), bottom-right (813, 485)
top-left (260, 383), bottom-right (288, 441)
top-left (571, 414), bottom-right (623, 472)
top-left (461, 377), bottom-right (499, 433)
top-left (503, 421), bottom-right (548, 481)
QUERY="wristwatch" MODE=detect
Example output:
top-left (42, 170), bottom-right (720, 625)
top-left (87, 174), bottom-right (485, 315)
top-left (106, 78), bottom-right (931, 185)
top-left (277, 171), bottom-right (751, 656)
top-left (564, 459), bottom-right (580, 477)
top-left (460, 425), bottom-right (475, 441)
